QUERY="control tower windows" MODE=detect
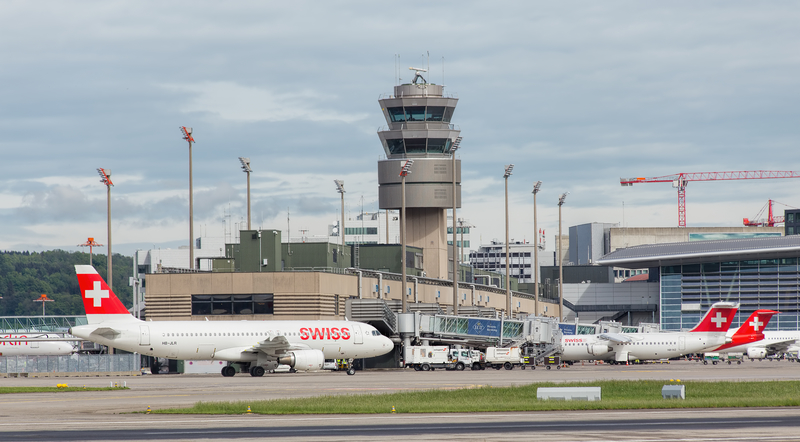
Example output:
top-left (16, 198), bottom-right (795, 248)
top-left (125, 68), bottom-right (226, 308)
top-left (427, 106), bottom-right (445, 122)
top-left (427, 138), bottom-right (449, 153)
top-left (388, 107), bottom-right (407, 123)
top-left (387, 106), bottom-right (455, 123)
top-left (442, 107), bottom-right (454, 122)
top-left (386, 138), bottom-right (405, 155)
top-left (405, 138), bottom-right (426, 154)
top-left (405, 106), bottom-right (426, 122)
top-left (385, 138), bottom-right (455, 154)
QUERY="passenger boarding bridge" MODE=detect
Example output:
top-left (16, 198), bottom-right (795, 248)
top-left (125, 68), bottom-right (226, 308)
top-left (346, 299), bottom-right (659, 364)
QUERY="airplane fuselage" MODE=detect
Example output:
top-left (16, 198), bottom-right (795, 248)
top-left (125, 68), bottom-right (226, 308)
top-left (561, 332), bottom-right (727, 362)
top-left (70, 319), bottom-right (392, 361)
top-left (714, 331), bottom-right (800, 355)
top-left (0, 334), bottom-right (74, 356)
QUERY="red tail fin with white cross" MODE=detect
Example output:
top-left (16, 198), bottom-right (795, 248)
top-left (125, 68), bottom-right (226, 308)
top-left (75, 265), bottom-right (136, 324)
top-left (689, 302), bottom-right (739, 333)
top-left (715, 309), bottom-right (779, 351)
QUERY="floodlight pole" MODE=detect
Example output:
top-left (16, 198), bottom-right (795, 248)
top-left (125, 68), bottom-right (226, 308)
top-left (504, 164), bottom-right (514, 318)
top-left (239, 157), bottom-right (252, 230)
top-left (78, 237), bottom-right (103, 267)
top-left (335, 180), bottom-right (346, 262)
top-left (400, 160), bottom-right (414, 313)
top-left (181, 127), bottom-right (195, 270)
top-left (97, 168), bottom-right (113, 289)
top-left (558, 192), bottom-right (569, 321)
top-left (34, 294), bottom-right (54, 316)
top-left (451, 137), bottom-right (462, 315)
top-left (532, 181), bottom-right (542, 316)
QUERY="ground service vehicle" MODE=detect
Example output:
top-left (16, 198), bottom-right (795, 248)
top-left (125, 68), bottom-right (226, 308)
top-left (448, 348), bottom-right (485, 370)
top-left (485, 347), bottom-right (523, 370)
top-left (404, 345), bottom-right (455, 371)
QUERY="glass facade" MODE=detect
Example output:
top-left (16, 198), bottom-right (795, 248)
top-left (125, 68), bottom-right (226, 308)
top-left (384, 137), bottom-right (453, 155)
top-left (386, 106), bottom-right (453, 123)
top-left (660, 258), bottom-right (800, 331)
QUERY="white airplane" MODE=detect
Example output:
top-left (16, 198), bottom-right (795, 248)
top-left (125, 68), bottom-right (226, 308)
top-left (560, 302), bottom-right (742, 363)
top-left (0, 334), bottom-right (74, 356)
top-left (69, 265), bottom-right (394, 376)
top-left (710, 310), bottom-right (800, 361)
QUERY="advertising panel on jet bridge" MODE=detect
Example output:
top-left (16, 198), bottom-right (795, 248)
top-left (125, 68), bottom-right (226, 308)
top-left (559, 323), bottom-right (577, 336)
top-left (467, 318), bottom-right (501, 337)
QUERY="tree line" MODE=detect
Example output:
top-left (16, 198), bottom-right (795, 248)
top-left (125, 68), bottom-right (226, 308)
top-left (0, 250), bottom-right (132, 316)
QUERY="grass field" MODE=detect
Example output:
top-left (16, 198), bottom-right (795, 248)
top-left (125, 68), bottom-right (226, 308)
top-left (152, 380), bottom-right (800, 414)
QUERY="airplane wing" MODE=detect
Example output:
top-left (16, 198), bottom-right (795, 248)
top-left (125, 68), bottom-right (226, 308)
top-left (249, 334), bottom-right (312, 357)
top-left (598, 333), bottom-right (634, 344)
top-left (764, 339), bottom-right (798, 354)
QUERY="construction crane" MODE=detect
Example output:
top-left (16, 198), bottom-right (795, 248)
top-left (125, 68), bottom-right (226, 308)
top-left (743, 199), bottom-right (798, 227)
top-left (620, 171), bottom-right (800, 227)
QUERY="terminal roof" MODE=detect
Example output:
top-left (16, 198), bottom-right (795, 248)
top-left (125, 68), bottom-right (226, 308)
top-left (597, 235), bottom-right (800, 268)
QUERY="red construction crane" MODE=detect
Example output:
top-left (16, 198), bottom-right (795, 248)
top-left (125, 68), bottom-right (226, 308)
top-left (620, 171), bottom-right (800, 227)
top-left (743, 199), bottom-right (798, 227)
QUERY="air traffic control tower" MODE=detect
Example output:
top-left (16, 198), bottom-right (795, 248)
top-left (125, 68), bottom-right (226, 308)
top-left (377, 69), bottom-right (461, 280)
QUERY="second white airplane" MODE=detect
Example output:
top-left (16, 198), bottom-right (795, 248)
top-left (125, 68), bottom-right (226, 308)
top-left (560, 302), bottom-right (741, 363)
top-left (69, 265), bottom-right (394, 376)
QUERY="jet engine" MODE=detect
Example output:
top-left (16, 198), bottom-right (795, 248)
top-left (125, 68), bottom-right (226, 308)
top-left (588, 344), bottom-right (612, 356)
top-left (277, 350), bottom-right (325, 371)
top-left (747, 347), bottom-right (768, 359)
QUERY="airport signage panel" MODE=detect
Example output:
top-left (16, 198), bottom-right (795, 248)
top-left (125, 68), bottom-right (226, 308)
top-left (467, 318), bottom-right (501, 337)
top-left (559, 323), bottom-right (577, 336)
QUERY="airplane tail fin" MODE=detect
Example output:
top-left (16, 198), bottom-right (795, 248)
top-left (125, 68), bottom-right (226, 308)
top-left (689, 302), bottom-right (739, 333)
top-left (732, 310), bottom-right (779, 337)
top-left (75, 265), bottom-right (137, 324)
top-left (714, 309), bottom-right (778, 351)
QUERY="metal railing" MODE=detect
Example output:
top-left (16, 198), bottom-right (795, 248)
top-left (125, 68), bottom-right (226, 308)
top-left (0, 354), bottom-right (140, 374)
top-left (0, 316), bottom-right (87, 333)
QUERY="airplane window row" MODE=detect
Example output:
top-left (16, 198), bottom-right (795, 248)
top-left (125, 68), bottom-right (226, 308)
top-left (161, 332), bottom-right (271, 337)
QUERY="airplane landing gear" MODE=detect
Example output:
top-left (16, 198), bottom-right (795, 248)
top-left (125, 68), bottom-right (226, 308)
top-left (347, 367), bottom-right (356, 375)
top-left (221, 365), bottom-right (236, 377)
top-left (250, 366), bottom-right (265, 377)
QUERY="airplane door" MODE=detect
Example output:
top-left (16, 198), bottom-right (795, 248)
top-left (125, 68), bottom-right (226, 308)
top-left (30, 340), bottom-right (39, 349)
top-left (679, 336), bottom-right (685, 351)
top-left (353, 325), bottom-right (363, 344)
top-left (139, 326), bottom-right (150, 346)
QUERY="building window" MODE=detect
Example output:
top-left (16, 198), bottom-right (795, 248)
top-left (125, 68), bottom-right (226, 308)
top-left (192, 294), bottom-right (274, 315)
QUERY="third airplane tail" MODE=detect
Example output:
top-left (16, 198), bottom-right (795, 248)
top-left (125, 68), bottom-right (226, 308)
top-left (715, 309), bottom-right (779, 351)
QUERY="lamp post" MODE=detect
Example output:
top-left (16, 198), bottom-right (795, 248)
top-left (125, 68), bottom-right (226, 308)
top-left (180, 126), bottom-right (195, 270)
top-left (451, 137), bottom-right (462, 314)
top-left (34, 294), bottom-right (54, 316)
top-left (532, 181), bottom-right (542, 315)
top-left (558, 192), bottom-right (569, 321)
top-left (78, 237), bottom-right (103, 267)
top-left (503, 164), bottom-right (514, 317)
top-left (334, 180), bottom-right (345, 262)
top-left (239, 157), bottom-right (252, 230)
top-left (400, 160), bottom-right (414, 313)
top-left (97, 168), bottom-right (113, 289)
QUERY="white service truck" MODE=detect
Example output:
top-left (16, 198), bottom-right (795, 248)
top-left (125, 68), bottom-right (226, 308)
top-left (448, 348), bottom-right (486, 370)
top-left (404, 346), bottom-right (456, 371)
top-left (485, 347), bottom-right (528, 370)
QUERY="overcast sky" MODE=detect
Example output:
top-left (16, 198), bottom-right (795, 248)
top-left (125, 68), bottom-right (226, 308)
top-left (1, 1), bottom-right (798, 257)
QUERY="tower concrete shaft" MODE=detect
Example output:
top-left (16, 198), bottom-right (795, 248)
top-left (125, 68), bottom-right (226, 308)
top-left (377, 78), bottom-right (461, 281)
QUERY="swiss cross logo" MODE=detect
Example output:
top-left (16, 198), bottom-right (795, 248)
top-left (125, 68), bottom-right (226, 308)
top-left (710, 312), bottom-right (726, 328)
top-left (85, 280), bottom-right (109, 307)
top-left (750, 316), bottom-right (764, 331)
